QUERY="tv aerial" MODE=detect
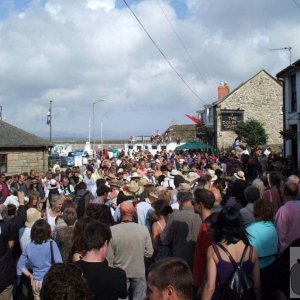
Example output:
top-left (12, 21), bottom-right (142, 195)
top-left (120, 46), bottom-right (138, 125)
top-left (269, 46), bottom-right (292, 65)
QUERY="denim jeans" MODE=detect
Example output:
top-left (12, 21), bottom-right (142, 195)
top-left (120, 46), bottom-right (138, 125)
top-left (121, 277), bottom-right (146, 300)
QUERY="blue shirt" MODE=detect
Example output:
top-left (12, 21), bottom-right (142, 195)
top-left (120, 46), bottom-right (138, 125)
top-left (17, 240), bottom-right (62, 281)
top-left (246, 221), bottom-right (278, 269)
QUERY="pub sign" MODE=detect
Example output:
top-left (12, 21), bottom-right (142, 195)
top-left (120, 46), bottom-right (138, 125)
top-left (221, 110), bottom-right (244, 131)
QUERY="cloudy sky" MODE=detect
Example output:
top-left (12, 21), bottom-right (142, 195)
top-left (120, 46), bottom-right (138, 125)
top-left (0, 0), bottom-right (299, 140)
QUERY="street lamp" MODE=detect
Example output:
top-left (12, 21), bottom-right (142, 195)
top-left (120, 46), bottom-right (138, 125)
top-left (93, 99), bottom-right (106, 158)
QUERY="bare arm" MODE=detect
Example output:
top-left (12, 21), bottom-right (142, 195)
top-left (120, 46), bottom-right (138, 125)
top-left (252, 247), bottom-right (262, 300)
top-left (201, 246), bottom-right (217, 300)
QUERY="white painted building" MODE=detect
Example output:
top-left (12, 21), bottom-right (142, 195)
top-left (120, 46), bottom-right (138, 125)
top-left (277, 59), bottom-right (300, 166)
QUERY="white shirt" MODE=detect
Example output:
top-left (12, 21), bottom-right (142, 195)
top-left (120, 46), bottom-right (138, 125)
top-left (19, 227), bottom-right (32, 251)
top-left (4, 195), bottom-right (20, 208)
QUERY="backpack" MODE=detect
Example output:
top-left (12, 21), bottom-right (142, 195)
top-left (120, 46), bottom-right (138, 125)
top-left (217, 243), bottom-right (255, 300)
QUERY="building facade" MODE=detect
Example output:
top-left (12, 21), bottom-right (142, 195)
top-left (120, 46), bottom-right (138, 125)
top-left (0, 120), bottom-right (50, 174)
top-left (199, 70), bottom-right (283, 151)
top-left (277, 59), bottom-right (300, 166)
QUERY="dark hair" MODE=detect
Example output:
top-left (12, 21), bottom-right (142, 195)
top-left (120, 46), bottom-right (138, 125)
top-left (269, 171), bottom-right (283, 203)
top-left (73, 217), bottom-right (92, 253)
top-left (152, 199), bottom-right (173, 217)
top-left (148, 257), bottom-right (192, 299)
top-left (215, 207), bottom-right (249, 245)
top-left (253, 199), bottom-right (274, 222)
top-left (83, 222), bottom-right (112, 251)
top-left (63, 208), bottom-right (77, 226)
top-left (177, 191), bottom-right (193, 204)
top-left (174, 175), bottom-right (186, 188)
top-left (284, 181), bottom-right (298, 198)
top-left (244, 186), bottom-right (260, 204)
top-left (116, 191), bottom-right (130, 206)
top-left (96, 178), bottom-right (106, 190)
top-left (193, 189), bottom-right (215, 209)
top-left (40, 263), bottom-right (89, 300)
top-left (75, 182), bottom-right (87, 193)
top-left (7, 204), bottom-right (17, 216)
top-left (232, 180), bottom-right (248, 207)
top-left (85, 203), bottom-right (114, 226)
top-left (31, 219), bottom-right (51, 244)
top-left (96, 185), bottom-right (110, 197)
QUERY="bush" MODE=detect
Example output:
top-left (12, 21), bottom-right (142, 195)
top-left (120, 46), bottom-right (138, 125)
top-left (234, 119), bottom-right (268, 147)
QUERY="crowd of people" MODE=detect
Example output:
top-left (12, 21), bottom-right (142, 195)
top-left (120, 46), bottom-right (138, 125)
top-left (0, 145), bottom-right (299, 300)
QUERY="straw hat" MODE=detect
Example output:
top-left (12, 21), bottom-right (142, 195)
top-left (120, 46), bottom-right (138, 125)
top-left (234, 170), bottom-right (246, 181)
top-left (127, 181), bottom-right (144, 195)
top-left (25, 208), bottom-right (41, 228)
top-left (184, 172), bottom-right (200, 183)
top-left (131, 172), bottom-right (141, 179)
top-left (110, 179), bottom-right (122, 188)
top-left (177, 183), bottom-right (192, 192)
top-left (207, 169), bottom-right (218, 182)
top-left (139, 178), bottom-right (150, 186)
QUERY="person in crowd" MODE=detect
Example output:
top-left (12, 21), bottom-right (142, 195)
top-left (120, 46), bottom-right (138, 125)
top-left (201, 207), bottom-right (261, 300)
top-left (251, 178), bottom-right (266, 198)
top-left (146, 257), bottom-right (193, 300)
top-left (40, 263), bottom-right (89, 300)
top-left (262, 171), bottom-right (283, 214)
top-left (151, 199), bottom-right (173, 261)
top-left (0, 192), bottom-right (26, 300)
top-left (75, 182), bottom-right (94, 219)
top-left (3, 187), bottom-right (20, 208)
top-left (17, 219), bottom-right (63, 300)
top-left (75, 221), bottom-right (128, 300)
top-left (15, 173), bottom-right (29, 197)
top-left (19, 208), bottom-right (42, 252)
top-left (46, 195), bottom-right (63, 233)
top-left (93, 184), bottom-right (110, 205)
top-left (44, 179), bottom-right (60, 209)
top-left (160, 190), bottom-right (201, 271)
top-left (192, 189), bottom-right (215, 297)
top-left (240, 186), bottom-right (260, 227)
top-left (72, 216), bottom-right (93, 262)
top-left (246, 199), bottom-right (278, 299)
top-left (0, 173), bottom-right (10, 201)
top-left (85, 203), bottom-right (114, 226)
top-left (275, 181), bottom-right (300, 253)
top-left (55, 207), bottom-right (77, 263)
top-left (28, 179), bottom-right (41, 200)
top-left (225, 179), bottom-right (248, 210)
top-left (83, 166), bottom-right (97, 196)
top-left (108, 201), bottom-right (153, 300)
top-left (60, 176), bottom-right (75, 198)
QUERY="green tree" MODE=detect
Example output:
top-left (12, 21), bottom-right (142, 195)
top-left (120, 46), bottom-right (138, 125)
top-left (234, 119), bottom-right (268, 147)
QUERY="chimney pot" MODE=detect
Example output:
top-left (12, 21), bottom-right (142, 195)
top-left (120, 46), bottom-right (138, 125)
top-left (218, 82), bottom-right (230, 100)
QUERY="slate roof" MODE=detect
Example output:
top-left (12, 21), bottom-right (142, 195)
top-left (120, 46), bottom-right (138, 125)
top-left (276, 59), bottom-right (300, 78)
top-left (0, 120), bottom-right (50, 148)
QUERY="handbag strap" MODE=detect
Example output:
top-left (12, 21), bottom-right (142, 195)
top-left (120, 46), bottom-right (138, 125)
top-left (50, 241), bottom-right (55, 265)
top-left (217, 243), bottom-right (248, 267)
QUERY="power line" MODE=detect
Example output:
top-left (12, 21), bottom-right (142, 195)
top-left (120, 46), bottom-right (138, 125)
top-left (293, 0), bottom-right (300, 10)
top-left (122, 0), bottom-right (205, 104)
top-left (155, 0), bottom-right (215, 99)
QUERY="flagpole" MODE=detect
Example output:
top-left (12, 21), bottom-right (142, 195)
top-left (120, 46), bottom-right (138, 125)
top-left (50, 100), bottom-right (52, 143)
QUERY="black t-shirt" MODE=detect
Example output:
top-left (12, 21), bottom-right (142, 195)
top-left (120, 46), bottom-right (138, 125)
top-left (75, 260), bottom-right (127, 300)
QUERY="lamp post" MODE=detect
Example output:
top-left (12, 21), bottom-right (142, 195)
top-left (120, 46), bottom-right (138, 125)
top-left (93, 99), bottom-right (106, 158)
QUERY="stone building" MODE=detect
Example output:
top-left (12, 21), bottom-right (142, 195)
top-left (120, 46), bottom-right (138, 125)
top-left (199, 70), bottom-right (283, 151)
top-left (0, 120), bottom-right (50, 175)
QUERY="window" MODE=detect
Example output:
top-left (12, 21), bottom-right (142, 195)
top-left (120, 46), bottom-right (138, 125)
top-left (290, 74), bottom-right (297, 112)
top-left (0, 154), bottom-right (7, 173)
top-left (152, 145), bottom-right (157, 150)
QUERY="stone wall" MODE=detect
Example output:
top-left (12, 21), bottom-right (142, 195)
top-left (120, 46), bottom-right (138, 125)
top-left (0, 149), bottom-right (48, 175)
top-left (216, 70), bottom-right (283, 150)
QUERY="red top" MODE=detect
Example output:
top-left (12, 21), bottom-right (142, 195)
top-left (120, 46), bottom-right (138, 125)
top-left (193, 221), bottom-right (213, 288)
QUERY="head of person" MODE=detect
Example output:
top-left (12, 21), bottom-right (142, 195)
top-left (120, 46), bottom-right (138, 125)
top-left (193, 188), bottom-right (215, 215)
top-left (283, 181), bottom-right (298, 200)
top-left (147, 257), bottom-right (193, 300)
top-left (27, 194), bottom-right (39, 208)
top-left (7, 204), bottom-right (17, 217)
top-left (120, 201), bottom-right (135, 222)
top-left (31, 219), bottom-right (51, 244)
top-left (215, 207), bottom-right (249, 245)
top-left (231, 179), bottom-right (248, 207)
top-left (251, 178), bottom-right (265, 198)
top-left (253, 199), bottom-right (274, 222)
top-left (62, 176), bottom-right (70, 186)
top-left (243, 186), bottom-right (260, 204)
top-left (62, 207), bottom-right (77, 226)
top-left (0, 173), bottom-right (5, 182)
top-left (51, 196), bottom-right (63, 212)
top-left (268, 171), bottom-right (282, 188)
top-left (40, 263), bottom-right (89, 300)
top-left (83, 222), bottom-right (112, 256)
top-left (152, 199), bottom-right (173, 218)
top-left (177, 191), bottom-right (193, 208)
top-left (96, 185), bottom-right (110, 200)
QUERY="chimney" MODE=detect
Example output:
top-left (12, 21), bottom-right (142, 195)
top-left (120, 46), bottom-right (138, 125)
top-left (218, 82), bottom-right (230, 100)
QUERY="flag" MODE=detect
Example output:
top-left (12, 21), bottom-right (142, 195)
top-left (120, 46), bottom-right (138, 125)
top-left (185, 114), bottom-right (204, 126)
top-left (46, 110), bottom-right (51, 125)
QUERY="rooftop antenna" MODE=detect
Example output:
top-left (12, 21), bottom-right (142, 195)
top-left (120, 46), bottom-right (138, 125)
top-left (269, 46), bottom-right (292, 65)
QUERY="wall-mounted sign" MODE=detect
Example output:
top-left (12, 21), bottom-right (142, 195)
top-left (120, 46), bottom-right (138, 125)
top-left (221, 110), bottom-right (244, 131)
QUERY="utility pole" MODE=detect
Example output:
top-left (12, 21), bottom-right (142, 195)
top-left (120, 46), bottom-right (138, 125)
top-left (49, 100), bottom-right (52, 143)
